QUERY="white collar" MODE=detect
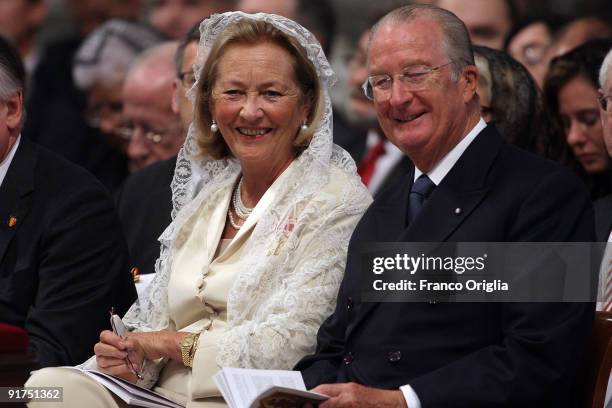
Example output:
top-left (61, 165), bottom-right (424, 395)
top-left (0, 134), bottom-right (21, 188)
top-left (414, 118), bottom-right (486, 185)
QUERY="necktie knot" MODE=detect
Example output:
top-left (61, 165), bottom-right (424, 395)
top-left (411, 175), bottom-right (435, 198)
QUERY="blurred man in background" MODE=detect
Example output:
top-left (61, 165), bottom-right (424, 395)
top-left (116, 26), bottom-right (200, 295)
top-left (122, 42), bottom-right (183, 171)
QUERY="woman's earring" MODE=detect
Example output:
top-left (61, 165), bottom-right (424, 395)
top-left (300, 121), bottom-right (308, 132)
top-left (210, 119), bottom-right (218, 133)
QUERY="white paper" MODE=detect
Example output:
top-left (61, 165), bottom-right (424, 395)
top-left (213, 367), bottom-right (310, 408)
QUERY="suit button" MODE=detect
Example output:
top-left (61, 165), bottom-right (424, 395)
top-left (347, 297), bottom-right (353, 310)
top-left (343, 352), bottom-right (353, 365)
top-left (387, 350), bottom-right (401, 363)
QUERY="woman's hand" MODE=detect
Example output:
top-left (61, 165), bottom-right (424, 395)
top-left (94, 330), bottom-right (190, 382)
top-left (94, 330), bottom-right (143, 383)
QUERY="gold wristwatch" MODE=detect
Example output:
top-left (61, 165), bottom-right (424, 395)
top-left (180, 332), bottom-right (200, 367)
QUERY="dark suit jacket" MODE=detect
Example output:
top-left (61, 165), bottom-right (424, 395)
top-left (296, 125), bottom-right (595, 407)
top-left (595, 194), bottom-right (612, 241)
top-left (0, 138), bottom-right (136, 367)
top-left (115, 157), bottom-right (176, 276)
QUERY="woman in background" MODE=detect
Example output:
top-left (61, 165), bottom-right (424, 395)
top-left (474, 45), bottom-right (549, 156)
top-left (544, 39), bottom-right (612, 200)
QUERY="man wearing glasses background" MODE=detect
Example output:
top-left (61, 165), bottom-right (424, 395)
top-left (121, 42), bottom-right (183, 171)
top-left (115, 26), bottom-right (200, 295)
top-left (297, 4), bottom-right (594, 407)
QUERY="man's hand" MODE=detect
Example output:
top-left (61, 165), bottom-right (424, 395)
top-left (311, 383), bottom-right (408, 408)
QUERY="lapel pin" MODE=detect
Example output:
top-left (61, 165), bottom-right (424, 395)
top-left (454, 208), bottom-right (462, 215)
top-left (8, 216), bottom-right (17, 227)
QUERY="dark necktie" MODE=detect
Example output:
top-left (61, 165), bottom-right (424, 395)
top-left (408, 174), bottom-right (435, 223)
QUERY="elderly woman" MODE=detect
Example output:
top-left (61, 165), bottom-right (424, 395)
top-left (473, 45), bottom-right (549, 156)
top-left (543, 39), bottom-right (612, 200)
top-left (27, 12), bottom-right (371, 407)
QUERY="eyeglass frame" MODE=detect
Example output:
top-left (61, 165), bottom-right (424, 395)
top-left (362, 60), bottom-right (457, 101)
top-left (113, 122), bottom-right (182, 144)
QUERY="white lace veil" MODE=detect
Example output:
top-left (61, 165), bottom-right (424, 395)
top-left (121, 11), bottom-right (360, 342)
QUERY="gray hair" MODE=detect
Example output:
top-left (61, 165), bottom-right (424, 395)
top-left (0, 35), bottom-right (26, 128)
top-left (599, 47), bottom-right (612, 89)
top-left (0, 67), bottom-right (20, 101)
top-left (369, 3), bottom-right (474, 81)
top-left (73, 19), bottom-right (164, 91)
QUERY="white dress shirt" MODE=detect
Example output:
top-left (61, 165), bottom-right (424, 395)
top-left (0, 135), bottom-right (20, 188)
top-left (401, 118), bottom-right (486, 408)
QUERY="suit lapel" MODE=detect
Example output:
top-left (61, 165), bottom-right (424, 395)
top-left (401, 125), bottom-right (502, 241)
top-left (350, 125), bottom-right (503, 335)
top-left (347, 168), bottom-right (414, 336)
top-left (0, 138), bottom-right (35, 263)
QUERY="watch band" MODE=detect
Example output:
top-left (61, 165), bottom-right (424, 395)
top-left (180, 332), bottom-right (200, 367)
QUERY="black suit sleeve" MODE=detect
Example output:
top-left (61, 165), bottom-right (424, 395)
top-left (296, 281), bottom-right (348, 388)
top-left (27, 183), bottom-right (136, 366)
top-left (409, 169), bottom-right (595, 407)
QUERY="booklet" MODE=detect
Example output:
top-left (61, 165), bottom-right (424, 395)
top-left (65, 367), bottom-right (183, 408)
top-left (213, 367), bottom-right (329, 408)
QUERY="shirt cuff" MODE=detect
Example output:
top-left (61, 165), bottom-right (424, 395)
top-left (400, 384), bottom-right (422, 408)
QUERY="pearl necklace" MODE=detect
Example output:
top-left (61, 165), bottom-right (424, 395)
top-left (229, 177), bottom-right (254, 230)
top-left (233, 177), bottom-right (253, 219)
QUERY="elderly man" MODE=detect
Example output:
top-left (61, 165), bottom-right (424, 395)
top-left (123, 42), bottom-right (183, 171)
top-left (296, 5), bottom-right (594, 407)
top-left (0, 36), bottom-right (135, 367)
top-left (115, 25), bottom-right (200, 294)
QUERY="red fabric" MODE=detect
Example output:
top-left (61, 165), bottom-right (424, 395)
top-left (0, 323), bottom-right (28, 353)
top-left (357, 139), bottom-right (386, 186)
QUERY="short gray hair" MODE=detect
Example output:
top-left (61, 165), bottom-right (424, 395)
top-left (0, 67), bottom-right (20, 101)
top-left (369, 4), bottom-right (474, 81)
top-left (599, 47), bottom-right (612, 89)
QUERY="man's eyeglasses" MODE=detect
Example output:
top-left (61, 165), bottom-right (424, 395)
top-left (362, 61), bottom-right (455, 101)
top-left (178, 70), bottom-right (196, 89)
top-left (598, 95), bottom-right (612, 113)
top-left (114, 123), bottom-right (180, 144)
